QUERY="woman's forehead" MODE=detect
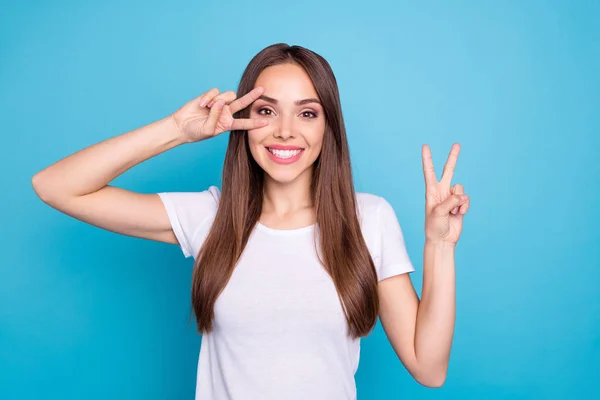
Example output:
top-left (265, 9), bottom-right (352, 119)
top-left (255, 64), bottom-right (319, 101)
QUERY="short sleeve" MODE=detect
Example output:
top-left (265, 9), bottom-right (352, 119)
top-left (157, 186), bottom-right (220, 258)
top-left (373, 197), bottom-right (415, 281)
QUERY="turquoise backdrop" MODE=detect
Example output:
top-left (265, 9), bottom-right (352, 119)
top-left (1, 0), bottom-right (598, 399)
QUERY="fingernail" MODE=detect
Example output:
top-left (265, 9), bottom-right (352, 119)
top-left (462, 195), bottom-right (468, 201)
top-left (200, 99), bottom-right (207, 107)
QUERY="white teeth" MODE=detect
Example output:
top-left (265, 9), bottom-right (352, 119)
top-left (268, 148), bottom-right (302, 159)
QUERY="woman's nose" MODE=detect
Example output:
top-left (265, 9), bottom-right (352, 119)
top-left (273, 114), bottom-right (295, 140)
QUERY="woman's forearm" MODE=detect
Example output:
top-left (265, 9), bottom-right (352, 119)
top-left (414, 240), bottom-right (456, 382)
top-left (32, 115), bottom-right (185, 201)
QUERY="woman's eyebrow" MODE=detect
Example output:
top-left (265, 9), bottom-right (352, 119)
top-left (257, 95), bottom-right (321, 106)
top-left (296, 98), bottom-right (321, 106)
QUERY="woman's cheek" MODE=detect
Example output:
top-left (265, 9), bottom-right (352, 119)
top-left (246, 132), bottom-right (267, 165)
top-left (306, 125), bottom-right (326, 153)
top-left (246, 129), bottom-right (263, 146)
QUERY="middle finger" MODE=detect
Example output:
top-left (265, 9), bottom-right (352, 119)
top-left (228, 87), bottom-right (265, 114)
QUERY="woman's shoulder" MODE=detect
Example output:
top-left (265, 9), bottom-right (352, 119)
top-left (354, 190), bottom-right (402, 232)
top-left (205, 185), bottom-right (221, 201)
top-left (157, 185), bottom-right (221, 217)
top-left (355, 191), bottom-right (415, 277)
top-left (159, 185), bottom-right (221, 201)
top-left (355, 191), bottom-right (390, 216)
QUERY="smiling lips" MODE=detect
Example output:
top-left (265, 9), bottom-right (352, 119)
top-left (264, 145), bottom-right (304, 165)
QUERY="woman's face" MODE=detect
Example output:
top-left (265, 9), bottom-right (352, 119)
top-left (247, 63), bottom-right (326, 185)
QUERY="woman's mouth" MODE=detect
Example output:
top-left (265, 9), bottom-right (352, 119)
top-left (265, 147), bottom-right (304, 165)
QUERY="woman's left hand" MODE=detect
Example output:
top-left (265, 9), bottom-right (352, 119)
top-left (422, 143), bottom-right (470, 245)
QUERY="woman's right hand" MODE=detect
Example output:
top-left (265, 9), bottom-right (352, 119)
top-left (171, 87), bottom-right (268, 143)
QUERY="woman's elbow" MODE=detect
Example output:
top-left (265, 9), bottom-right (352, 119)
top-left (410, 363), bottom-right (448, 388)
top-left (416, 371), bottom-right (447, 388)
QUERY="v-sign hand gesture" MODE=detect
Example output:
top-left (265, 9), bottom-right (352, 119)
top-left (422, 143), bottom-right (470, 245)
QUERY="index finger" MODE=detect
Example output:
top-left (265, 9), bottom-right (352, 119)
top-left (422, 144), bottom-right (437, 188)
top-left (440, 143), bottom-right (460, 185)
top-left (231, 117), bottom-right (268, 131)
top-left (229, 87), bottom-right (265, 114)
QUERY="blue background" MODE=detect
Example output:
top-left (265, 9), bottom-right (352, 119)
top-left (1, 0), bottom-right (599, 399)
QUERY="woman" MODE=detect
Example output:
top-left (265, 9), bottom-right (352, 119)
top-left (32, 43), bottom-right (470, 399)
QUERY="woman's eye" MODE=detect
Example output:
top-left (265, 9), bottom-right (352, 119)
top-left (301, 111), bottom-right (317, 118)
top-left (257, 108), bottom-right (273, 116)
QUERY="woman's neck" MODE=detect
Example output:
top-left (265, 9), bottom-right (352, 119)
top-left (261, 170), bottom-right (313, 217)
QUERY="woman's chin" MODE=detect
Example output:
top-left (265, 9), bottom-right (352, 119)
top-left (264, 170), bottom-right (301, 184)
top-left (263, 165), bottom-right (312, 185)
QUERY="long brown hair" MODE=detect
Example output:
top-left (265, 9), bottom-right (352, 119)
top-left (192, 43), bottom-right (379, 338)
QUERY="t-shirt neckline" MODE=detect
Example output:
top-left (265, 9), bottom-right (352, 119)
top-left (256, 221), bottom-right (316, 235)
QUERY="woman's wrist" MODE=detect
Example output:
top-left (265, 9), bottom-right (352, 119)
top-left (165, 114), bottom-right (189, 146)
top-left (425, 239), bottom-right (457, 251)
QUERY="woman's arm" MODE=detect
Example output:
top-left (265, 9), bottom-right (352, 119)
top-left (31, 116), bottom-right (185, 243)
top-left (31, 86), bottom-right (268, 244)
top-left (377, 143), bottom-right (470, 387)
top-left (377, 241), bottom-right (456, 388)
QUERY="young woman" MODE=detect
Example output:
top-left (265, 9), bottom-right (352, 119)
top-left (32, 43), bottom-right (470, 399)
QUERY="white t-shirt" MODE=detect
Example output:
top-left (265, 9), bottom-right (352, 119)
top-left (157, 186), bottom-right (415, 400)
